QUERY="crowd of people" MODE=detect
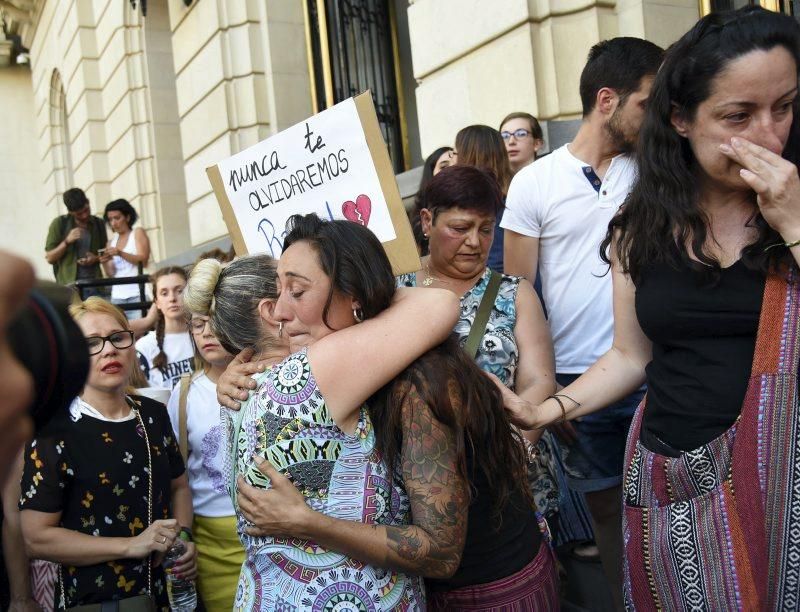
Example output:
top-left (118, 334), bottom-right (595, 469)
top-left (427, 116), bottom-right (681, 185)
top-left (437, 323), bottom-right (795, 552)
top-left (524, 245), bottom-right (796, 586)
top-left (1, 5), bottom-right (800, 611)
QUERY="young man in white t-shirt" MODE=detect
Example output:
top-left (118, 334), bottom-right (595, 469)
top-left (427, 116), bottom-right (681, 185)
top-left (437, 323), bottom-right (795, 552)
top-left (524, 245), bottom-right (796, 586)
top-left (502, 37), bottom-right (663, 609)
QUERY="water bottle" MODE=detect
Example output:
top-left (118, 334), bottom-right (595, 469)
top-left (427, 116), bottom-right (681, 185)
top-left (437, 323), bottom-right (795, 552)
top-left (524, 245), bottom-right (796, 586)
top-left (162, 538), bottom-right (197, 611)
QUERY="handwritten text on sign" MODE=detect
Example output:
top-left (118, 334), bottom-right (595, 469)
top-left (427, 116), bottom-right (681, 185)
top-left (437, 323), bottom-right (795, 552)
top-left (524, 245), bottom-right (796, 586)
top-left (216, 98), bottom-right (397, 257)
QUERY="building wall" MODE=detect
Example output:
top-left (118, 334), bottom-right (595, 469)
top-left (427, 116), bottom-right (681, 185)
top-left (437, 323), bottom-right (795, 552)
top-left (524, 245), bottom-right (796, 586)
top-left (0, 66), bottom-right (51, 279)
top-left (6, 0), bottom-right (703, 269)
top-left (25, 0), bottom-right (175, 264)
top-left (11, 0), bottom-right (311, 271)
top-left (165, 0), bottom-right (312, 248)
top-left (408, 0), bottom-right (700, 157)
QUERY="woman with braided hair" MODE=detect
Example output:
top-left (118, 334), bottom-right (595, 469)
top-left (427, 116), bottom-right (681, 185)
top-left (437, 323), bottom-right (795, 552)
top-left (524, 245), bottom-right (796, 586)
top-left (135, 266), bottom-right (194, 389)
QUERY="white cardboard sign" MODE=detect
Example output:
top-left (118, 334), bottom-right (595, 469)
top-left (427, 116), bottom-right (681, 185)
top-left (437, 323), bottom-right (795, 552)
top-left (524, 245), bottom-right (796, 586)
top-left (207, 92), bottom-right (419, 274)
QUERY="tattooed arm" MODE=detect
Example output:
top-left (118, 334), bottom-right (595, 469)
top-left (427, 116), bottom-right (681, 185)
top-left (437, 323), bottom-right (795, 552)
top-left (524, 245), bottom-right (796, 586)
top-left (385, 379), bottom-right (469, 577)
top-left (238, 381), bottom-right (469, 579)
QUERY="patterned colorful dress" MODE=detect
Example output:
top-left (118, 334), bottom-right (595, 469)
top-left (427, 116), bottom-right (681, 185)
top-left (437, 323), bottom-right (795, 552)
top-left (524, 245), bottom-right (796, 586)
top-left (225, 348), bottom-right (425, 611)
top-left (18, 396), bottom-right (184, 609)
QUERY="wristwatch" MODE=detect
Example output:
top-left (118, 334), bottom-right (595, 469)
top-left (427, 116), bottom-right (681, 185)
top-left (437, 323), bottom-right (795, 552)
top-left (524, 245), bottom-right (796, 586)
top-left (178, 526), bottom-right (193, 542)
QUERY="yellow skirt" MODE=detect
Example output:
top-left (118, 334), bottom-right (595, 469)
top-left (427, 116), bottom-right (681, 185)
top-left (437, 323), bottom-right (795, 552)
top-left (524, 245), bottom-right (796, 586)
top-left (193, 515), bottom-right (245, 612)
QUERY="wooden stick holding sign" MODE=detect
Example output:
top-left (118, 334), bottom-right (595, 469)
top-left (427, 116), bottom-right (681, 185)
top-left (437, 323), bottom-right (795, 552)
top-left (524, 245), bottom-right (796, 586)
top-left (206, 91), bottom-right (420, 275)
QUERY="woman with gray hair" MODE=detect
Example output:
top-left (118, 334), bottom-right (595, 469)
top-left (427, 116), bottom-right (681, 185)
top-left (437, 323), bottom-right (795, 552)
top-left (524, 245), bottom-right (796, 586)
top-left (184, 254), bottom-right (281, 358)
top-left (166, 255), bottom-right (251, 611)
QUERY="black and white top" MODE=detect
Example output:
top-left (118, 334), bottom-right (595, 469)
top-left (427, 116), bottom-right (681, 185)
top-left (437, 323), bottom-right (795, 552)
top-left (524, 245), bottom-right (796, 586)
top-left (135, 331), bottom-right (194, 389)
top-left (19, 395), bottom-right (184, 609)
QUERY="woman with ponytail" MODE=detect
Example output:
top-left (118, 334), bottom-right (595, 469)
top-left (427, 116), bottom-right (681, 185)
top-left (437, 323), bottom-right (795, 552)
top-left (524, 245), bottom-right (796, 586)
top-left (135, 266), bottom-right (194, 389)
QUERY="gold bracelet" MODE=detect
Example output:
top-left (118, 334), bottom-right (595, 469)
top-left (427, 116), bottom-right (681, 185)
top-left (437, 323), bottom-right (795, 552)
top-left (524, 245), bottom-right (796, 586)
top-left (766, 237), bottom-right (800, 251)
top-left (547, 395), bottom-right (567, 424)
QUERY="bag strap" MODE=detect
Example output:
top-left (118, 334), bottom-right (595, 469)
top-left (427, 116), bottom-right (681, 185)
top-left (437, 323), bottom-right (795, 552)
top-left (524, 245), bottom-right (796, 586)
top-left (128, 398), bottom-right (153, 598)
top-left (178, 375), bottom-right (191, 464)
top-left (464, 270), bottom-right (502, 359)
top-left (230, 399), bottom-right (248, 510)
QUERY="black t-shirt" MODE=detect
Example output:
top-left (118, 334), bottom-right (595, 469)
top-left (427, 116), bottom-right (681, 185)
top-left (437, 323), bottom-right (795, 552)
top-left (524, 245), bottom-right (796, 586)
top-left (427, 445), bottom-right (542, 591)
top-left (18, 396), bottom-right (184, 609)
top-left (635, 258), bottom-right (765, 451)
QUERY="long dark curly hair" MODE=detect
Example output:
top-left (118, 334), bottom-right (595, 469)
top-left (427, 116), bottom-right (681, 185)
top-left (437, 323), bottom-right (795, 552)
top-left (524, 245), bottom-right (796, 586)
top-left (370, 335), bottom-right (533, 524)
top-left (602, 6), bottom-right (800, 284)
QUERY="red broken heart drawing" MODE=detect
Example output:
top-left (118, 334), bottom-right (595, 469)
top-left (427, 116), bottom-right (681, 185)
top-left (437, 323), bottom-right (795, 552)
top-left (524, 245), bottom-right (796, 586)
top-left (342, 194), bottom-right (372, 227)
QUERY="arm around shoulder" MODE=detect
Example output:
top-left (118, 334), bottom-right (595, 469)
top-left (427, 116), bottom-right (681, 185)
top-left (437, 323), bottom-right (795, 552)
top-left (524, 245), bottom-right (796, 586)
top-left (310, 287), bottom-right (459, 430)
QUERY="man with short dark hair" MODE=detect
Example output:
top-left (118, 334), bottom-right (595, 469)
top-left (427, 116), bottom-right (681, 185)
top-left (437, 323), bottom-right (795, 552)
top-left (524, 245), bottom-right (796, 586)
top-left (502, 37), bottom-right (664, 609)
top-left (44, 188), bottom-right (107, 293)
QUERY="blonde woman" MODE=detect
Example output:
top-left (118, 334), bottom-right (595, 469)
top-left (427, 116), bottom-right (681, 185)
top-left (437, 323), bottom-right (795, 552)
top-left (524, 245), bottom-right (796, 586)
top-left (19, 298), bottom-right (196, 609)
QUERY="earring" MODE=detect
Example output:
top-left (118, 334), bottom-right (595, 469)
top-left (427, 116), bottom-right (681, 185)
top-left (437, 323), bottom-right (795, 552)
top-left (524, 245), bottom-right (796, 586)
top-left (278, 322), bottom-right (283, 337)
top-left (353, 308), bottom-right (364, 323)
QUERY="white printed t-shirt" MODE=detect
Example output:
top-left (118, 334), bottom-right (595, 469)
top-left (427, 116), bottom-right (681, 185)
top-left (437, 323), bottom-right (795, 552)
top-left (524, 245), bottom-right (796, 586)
top-left (135, 330), bottom-right (194, 389)
top-left (167, 372), bottom-right (233, 517)
top-left (500, 144), bottom-right (637, 373)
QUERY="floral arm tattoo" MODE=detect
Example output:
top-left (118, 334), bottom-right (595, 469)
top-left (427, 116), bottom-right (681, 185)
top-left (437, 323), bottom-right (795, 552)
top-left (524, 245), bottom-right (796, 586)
top-left (383, 381), bottom-right (469, 579)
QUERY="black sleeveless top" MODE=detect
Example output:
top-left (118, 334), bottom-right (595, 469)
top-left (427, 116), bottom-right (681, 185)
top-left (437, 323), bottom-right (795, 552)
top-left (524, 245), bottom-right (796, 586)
top-left (427, 444), bottom-right (542, 590)
top-left (635, 258), bottom-right (766, 451)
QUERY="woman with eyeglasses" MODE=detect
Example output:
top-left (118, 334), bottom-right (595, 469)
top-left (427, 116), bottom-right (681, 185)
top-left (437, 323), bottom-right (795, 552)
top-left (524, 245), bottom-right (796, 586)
top-left (166, 308), bottom-right (243, 612)
top-left (499, 112), bottom-right (545, 174)
top-left (18, 297), bottom-right (196, 610)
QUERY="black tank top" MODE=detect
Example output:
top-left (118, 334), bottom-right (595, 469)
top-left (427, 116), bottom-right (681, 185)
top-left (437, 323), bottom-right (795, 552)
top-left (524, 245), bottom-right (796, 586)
top-left (427, 444), bottom-right (542, 590)
top-left (635, 258), bottom-right (765, 451)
